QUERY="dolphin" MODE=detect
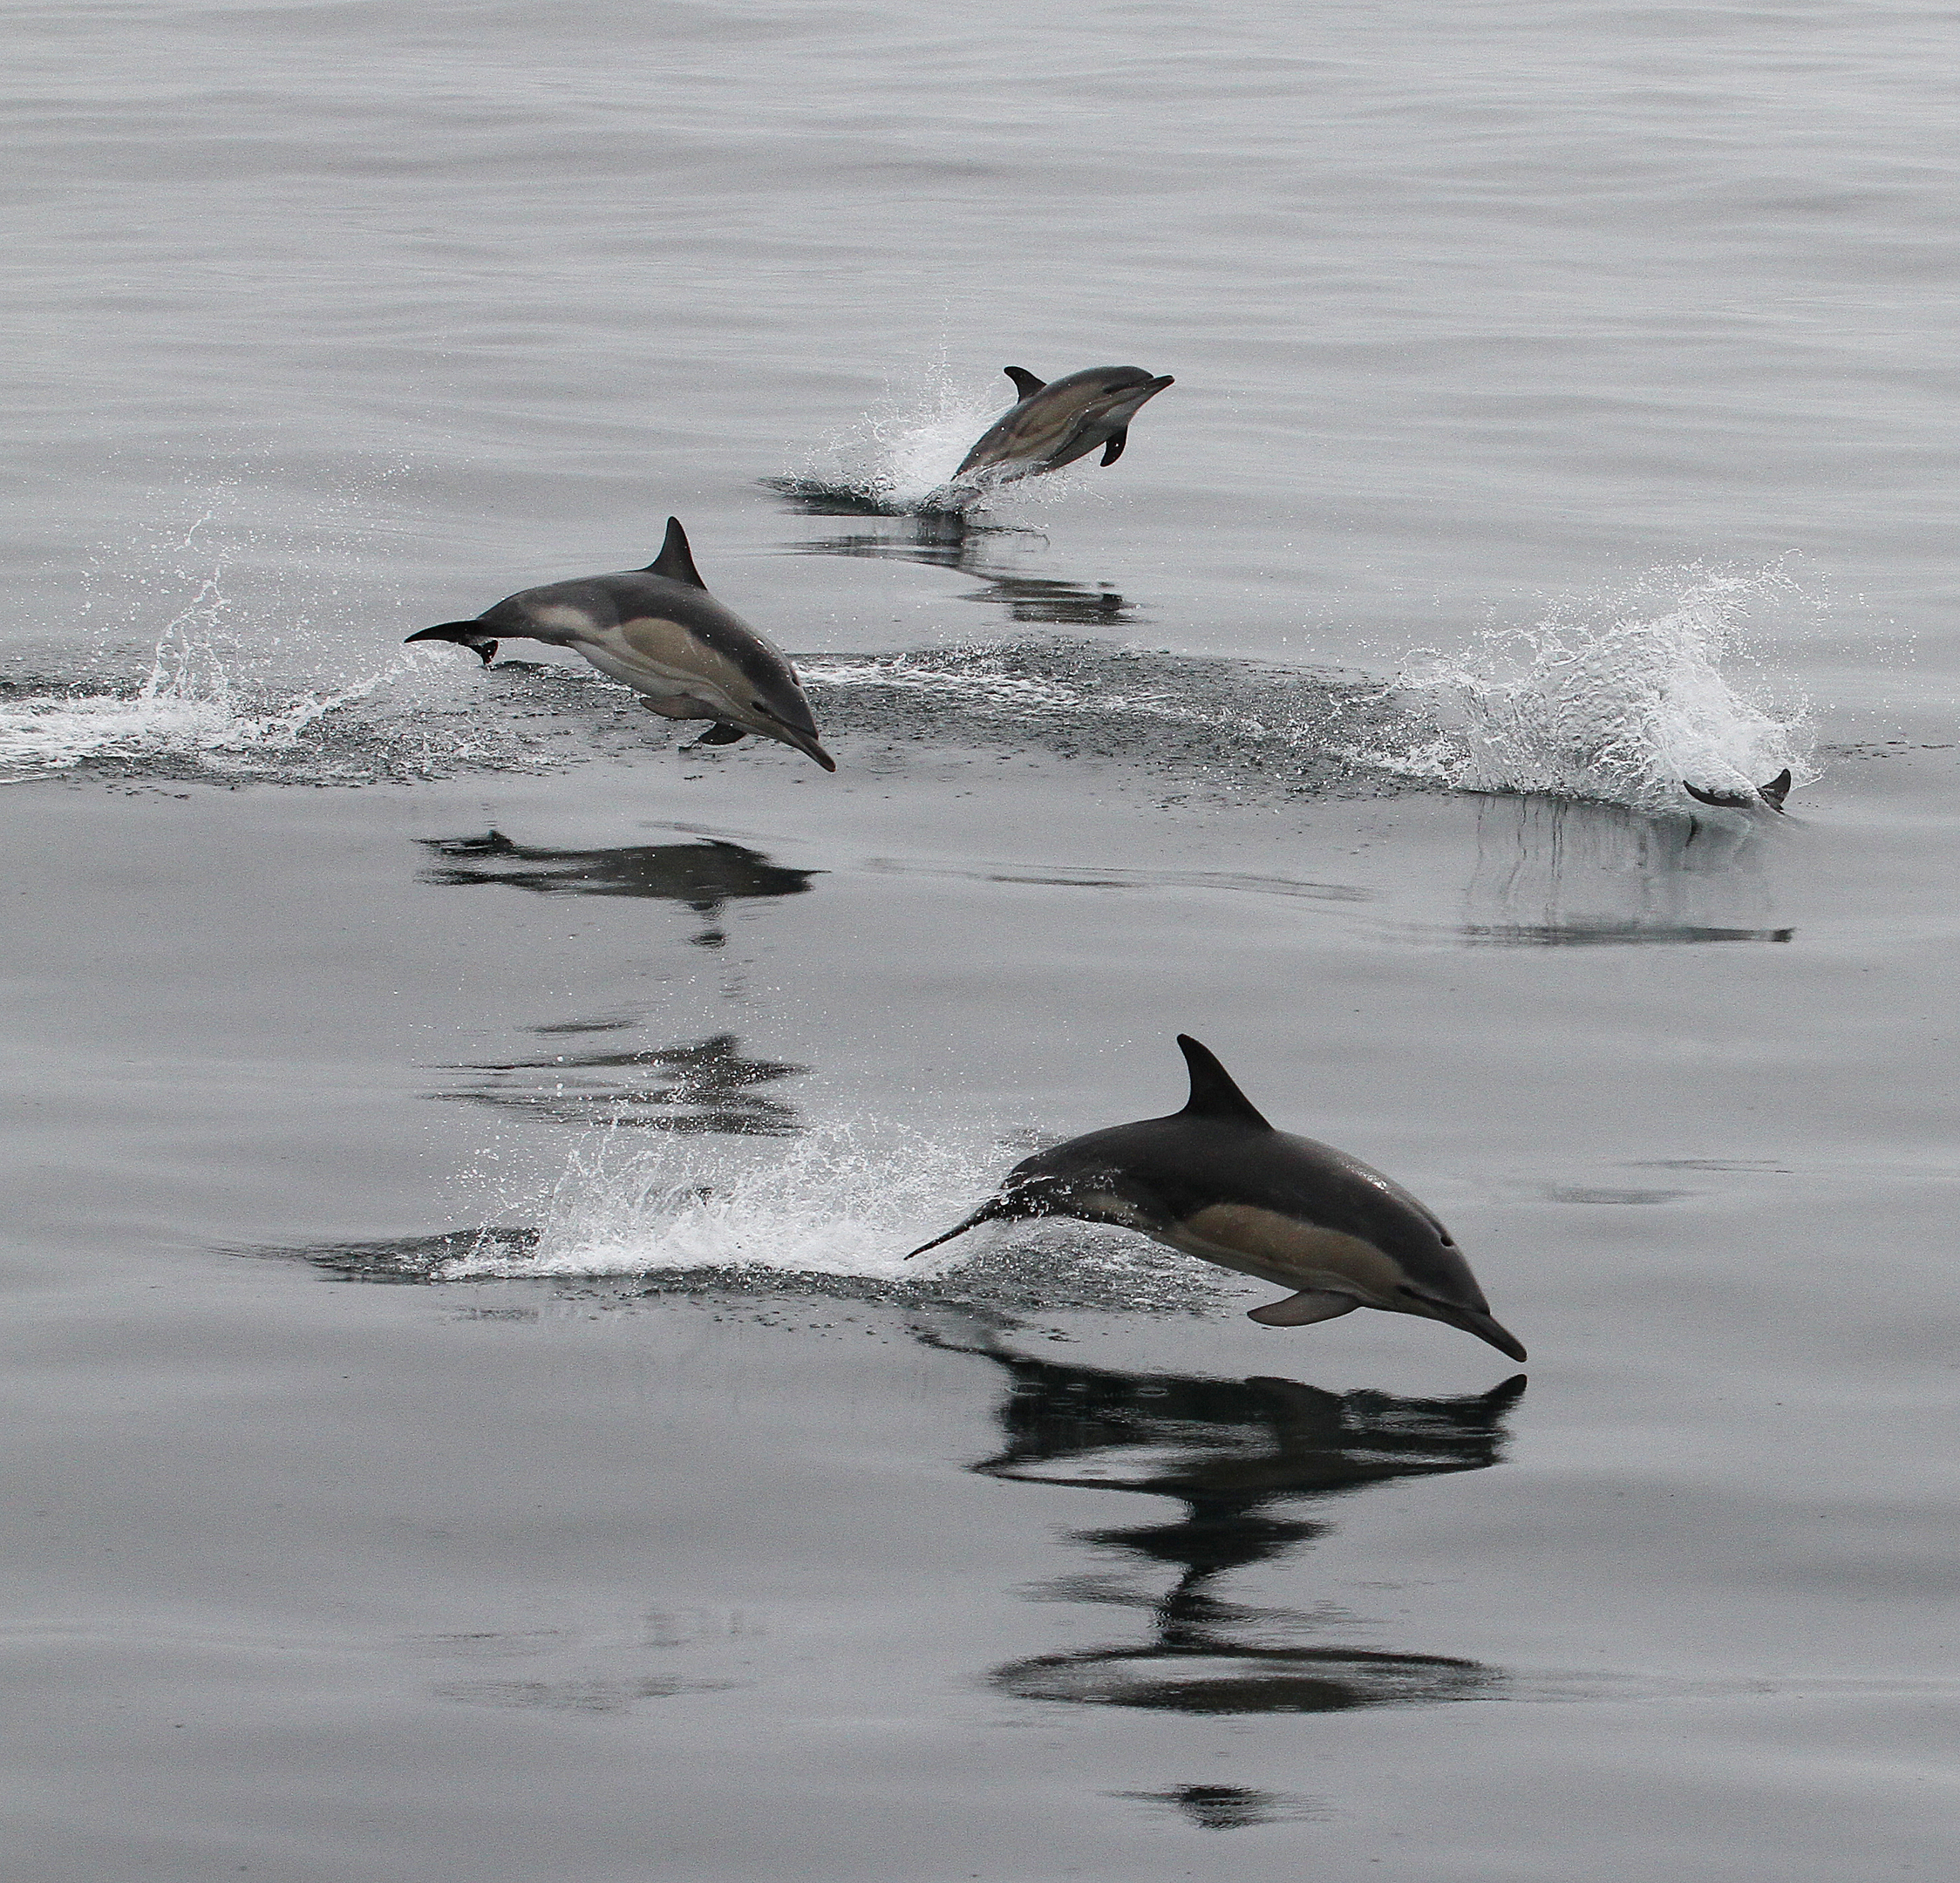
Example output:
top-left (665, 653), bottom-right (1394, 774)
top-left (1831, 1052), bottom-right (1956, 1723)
top-left (405, 518), bottom-right (835, 771)
top-left (1684, 768), bottom-right (1792, 813)
top-left (906, 1035), bottom-right (1525, 1363)
top-left (953, 365), bottom-right (1174, 482)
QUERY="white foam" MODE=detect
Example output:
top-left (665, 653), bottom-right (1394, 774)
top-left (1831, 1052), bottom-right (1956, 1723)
top-left (772, 365), bottom-right (1055, 514)
top-left (1390, 568), bottom-right (1815, 811)
top-left (0, 605), bottom-right (391, 780)
top-left (433, 1116), bottom-right (1224, 1315)
top-left (438, 1116), bottom-right (1012, 1282)
top-left (806, 649), bottom-right (1301, 740)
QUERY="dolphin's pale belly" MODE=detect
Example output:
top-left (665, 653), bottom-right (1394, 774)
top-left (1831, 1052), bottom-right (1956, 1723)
top-left (1154, 1204), bottom-right (1406, 1306)
top-left (575, 619), bottom-right (750, 722)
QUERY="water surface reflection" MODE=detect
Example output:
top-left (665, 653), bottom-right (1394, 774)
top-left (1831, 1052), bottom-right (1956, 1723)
top-left (921, 1323), bottom-right (1524, 1713)
top-left (1454, 794), bottom-right (1791, 945)
top-left (434, 1029), bottom-right (806, 1134)
top-left (788, 515), bottom-right (1136, 628)
top-left (418, 832), bottom-right (818, 948)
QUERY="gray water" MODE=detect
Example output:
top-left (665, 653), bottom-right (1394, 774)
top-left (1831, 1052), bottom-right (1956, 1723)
top-left (5, 3), bottom-right (1958, 1878)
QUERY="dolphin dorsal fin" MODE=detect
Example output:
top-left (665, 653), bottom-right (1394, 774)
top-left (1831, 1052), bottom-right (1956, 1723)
top-left (646, 516), bottom-right (706, 588)
top-left (1174, 1035), bottom-right (1272, 1129)
top-left (1004, 367), bottom-right (1046, 399)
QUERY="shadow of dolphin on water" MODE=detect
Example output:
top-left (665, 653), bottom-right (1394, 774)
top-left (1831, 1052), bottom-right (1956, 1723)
top-left (916, 1317), bottom-right (1526, 1714)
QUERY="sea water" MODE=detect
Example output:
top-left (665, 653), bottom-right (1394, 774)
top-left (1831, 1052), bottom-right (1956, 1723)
top-left (4, 3), bottom-right (1957, 1880)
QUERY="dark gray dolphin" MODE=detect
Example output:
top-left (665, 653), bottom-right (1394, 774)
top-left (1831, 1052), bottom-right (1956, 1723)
top-left (953, 365), bottom-right (1174, 482)
top-left (907, 1035), bottom-right (1525, 1363)
top-left (406, 518), bottom-right (835, 771)
top-left (1683, 767), bottom-right (1792, 813)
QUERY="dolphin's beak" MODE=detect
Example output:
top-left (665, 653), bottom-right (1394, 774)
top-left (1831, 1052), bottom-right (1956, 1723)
top-left (1107, 376), bottom-right (1174, 420)
top-left (750, 704), bottom-right (836, 772)
top-left (786, 730), bottom-right (838, 773)
top-left (1431, 1302), bottom-right (1528, 1363)
top-left (903, 1198), bottom-right (1004, 1261)
top-left (1399, 1288), bottom-right (1527, 1362)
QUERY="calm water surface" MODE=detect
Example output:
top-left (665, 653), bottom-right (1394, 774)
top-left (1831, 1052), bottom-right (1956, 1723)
top-left (4, 3), bottom-right (1958, 1879)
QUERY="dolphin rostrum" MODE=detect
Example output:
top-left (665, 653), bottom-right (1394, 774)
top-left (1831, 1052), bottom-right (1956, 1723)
top-left (1683, 768), bottom-right (1793, 813)
top-left (405, 518), bottom-right (835, 771)
top-left (953, 365), bottom-right (1174, 483)
top-left (907, 1035), bottom-right (1526, 1363)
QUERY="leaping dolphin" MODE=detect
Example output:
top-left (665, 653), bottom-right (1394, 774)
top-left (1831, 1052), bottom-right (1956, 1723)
top-left (907, 1035), bottom-right (1526, 1363)
top-left (953, 365), bottom-right (1174, 483)
top-left (1683, 768), bottom-right (1793, 812)
top-left (406, 518), bottom-right (835, 771)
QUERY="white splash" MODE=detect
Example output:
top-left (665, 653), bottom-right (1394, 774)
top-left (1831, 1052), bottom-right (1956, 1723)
top-left (1, 569), bottom-right (385, 779)
top-left (1393, 568), bottom-right (1815, 811)
top-left (437, 1117), bottom-right (1011, 1282)
top-left (772, 364), bottom-right (1052, 514)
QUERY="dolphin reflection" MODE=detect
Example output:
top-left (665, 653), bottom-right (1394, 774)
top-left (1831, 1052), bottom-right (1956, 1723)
top-left (918, 1322), bottom-right (1524, 1713)
top-left (1452, 793), bottom-right (1793, 946)
top-left (786, 514), bottom-right (1135, 629)
top-left (417, 832), bottom-right (819, 948)
top-left (435, 1030), bottom-right (806, 1135)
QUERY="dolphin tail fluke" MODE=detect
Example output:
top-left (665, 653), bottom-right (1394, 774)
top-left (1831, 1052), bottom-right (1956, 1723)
top-left (903, 1199), bottom-right (1005, 1261)
top-left (406, 623), bottom-right (499, 666)
top-left (1004, 367), bottom-right (1046, 399)
top-left (1247, 1288), bottom-right (1359, 1328)
top-left (1174, 1035), bottom-right (1273, 1130)
top-left (1684, 767), bottom-right (1794, 812)
top-left (1100, 430), bottom-right (1127, 467)
top-left (1683, 780), bottom-right (1753, 809)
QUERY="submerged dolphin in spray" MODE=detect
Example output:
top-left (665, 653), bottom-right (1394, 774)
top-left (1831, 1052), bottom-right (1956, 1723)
top-left (406, 518), bottom-right (835, 771)
top-left (1683, 768), bottom-right (1793, 813)
top-left (907, 1035), bottom-right (1526, 1363)
top-left (952, 365), bottom-right (1174, 483)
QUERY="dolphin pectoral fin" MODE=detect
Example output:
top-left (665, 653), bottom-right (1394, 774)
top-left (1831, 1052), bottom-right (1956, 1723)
top-left (406, 623), bottom-right (500, 665)
top-left (1004, 367), bottom-right (1046, 399)
top-left (691, 723), bottom-right (750, 746)
top-left (1247, 1289), bottom-right (1359, 1328)
top-left (1100, 430), bottom-right (1127, 467)
top-left (646, 516), bottom-right (707, 588)
top-left (1759, 767), bottom-right (1793, 811)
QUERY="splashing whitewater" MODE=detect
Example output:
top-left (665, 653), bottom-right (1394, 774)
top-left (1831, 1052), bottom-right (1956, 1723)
top-left (1390, 568), bottom-right (1815, 812)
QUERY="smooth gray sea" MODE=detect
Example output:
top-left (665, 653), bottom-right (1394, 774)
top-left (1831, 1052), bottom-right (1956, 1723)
top-left (5, 3), bottom-right (1958, 1879)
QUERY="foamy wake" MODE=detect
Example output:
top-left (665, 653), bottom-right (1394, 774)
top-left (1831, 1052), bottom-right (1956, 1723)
top-left (1385, 568), bottom-right (1816, 812)
top-left (425, 1118), bottom-right (1222, 1315)
top-left (0, 664), bottom-right (380, 782)
top-left (806, 644), bottom-right (1362, 745)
